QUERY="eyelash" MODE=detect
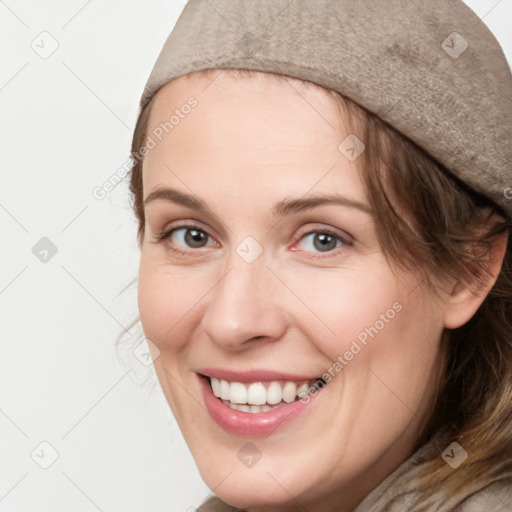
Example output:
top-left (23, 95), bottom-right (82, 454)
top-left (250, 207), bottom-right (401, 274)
top-left (153, 223), bottom-right (352, 259)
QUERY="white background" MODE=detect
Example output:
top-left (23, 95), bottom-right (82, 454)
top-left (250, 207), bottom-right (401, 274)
top-left (1, 1), bottom-right (511, 511)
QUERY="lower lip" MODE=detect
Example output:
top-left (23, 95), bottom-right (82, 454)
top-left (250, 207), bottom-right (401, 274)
top-left (198, 375), bottom-right (322, 437)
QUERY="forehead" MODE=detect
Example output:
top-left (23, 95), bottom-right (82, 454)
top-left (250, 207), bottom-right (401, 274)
top-left (142, 71), bottom-right (366, 204)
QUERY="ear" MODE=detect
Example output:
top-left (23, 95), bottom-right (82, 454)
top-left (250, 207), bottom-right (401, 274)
top-left (443, 216), bottom-right (509, 330)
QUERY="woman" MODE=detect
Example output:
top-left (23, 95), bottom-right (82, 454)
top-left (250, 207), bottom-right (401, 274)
top-left (124, 0), bottom-right (512, 510)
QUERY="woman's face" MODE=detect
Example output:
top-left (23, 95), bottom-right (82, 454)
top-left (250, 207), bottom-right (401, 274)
top-left (138, 72), bottom-right (448, 511)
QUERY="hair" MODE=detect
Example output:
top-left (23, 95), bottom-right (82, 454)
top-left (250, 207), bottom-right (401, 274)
top-left (124, 68), bottom-right (512, 510)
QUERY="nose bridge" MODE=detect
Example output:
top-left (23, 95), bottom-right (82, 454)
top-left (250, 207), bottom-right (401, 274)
top-left (200, 243), bottom-right (287, 349)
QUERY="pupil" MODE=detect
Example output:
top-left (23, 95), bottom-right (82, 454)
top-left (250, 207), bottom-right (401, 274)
top-left (314, 233), bottom-right (336, 252)
top-left (185, 229), bottom-right (206, 248)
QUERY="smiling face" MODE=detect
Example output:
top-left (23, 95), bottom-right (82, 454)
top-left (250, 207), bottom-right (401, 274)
top-left (137, 71), bottom-right (449, 511)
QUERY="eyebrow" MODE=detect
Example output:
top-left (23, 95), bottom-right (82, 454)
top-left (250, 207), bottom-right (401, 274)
top-left (143, 187), bottom-right (372, 216)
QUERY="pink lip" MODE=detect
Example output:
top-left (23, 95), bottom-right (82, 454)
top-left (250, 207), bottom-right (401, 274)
top-left (197, 372), bottom-right (325, 437)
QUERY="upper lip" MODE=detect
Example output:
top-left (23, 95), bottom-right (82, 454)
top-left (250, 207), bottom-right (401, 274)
top-left (196, 367), bottom-right (322, 383)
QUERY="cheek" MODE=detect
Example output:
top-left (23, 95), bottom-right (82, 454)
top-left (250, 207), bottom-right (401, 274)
top-left (375, 292), bottom-right (444, 396)
top-left (290, 263), bottom-right (442, 407)
top-left (137, 257), bottom-right (207, 351)
top-left (341, 282), bottom-right (444, 428)
top-left (281, 262), bottom-right (403, 362)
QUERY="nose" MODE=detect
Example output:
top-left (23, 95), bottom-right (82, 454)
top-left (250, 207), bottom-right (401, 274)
top-left (200, 250), bottom-right (288, 351)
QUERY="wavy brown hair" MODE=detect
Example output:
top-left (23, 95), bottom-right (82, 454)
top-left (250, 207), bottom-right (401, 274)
top-left (125, 69), bottom-right (512, 510)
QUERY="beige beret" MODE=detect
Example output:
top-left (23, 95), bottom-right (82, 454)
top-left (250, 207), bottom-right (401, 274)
top-left (140, 0), bottom-right (512, 216)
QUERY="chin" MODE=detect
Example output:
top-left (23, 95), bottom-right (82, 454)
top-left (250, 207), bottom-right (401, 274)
top-left (195, 451), bottom-right (317, 510)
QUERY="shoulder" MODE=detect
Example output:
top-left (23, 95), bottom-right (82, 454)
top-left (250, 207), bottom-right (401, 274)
top-left (454, 478), bottom-right (512, 511)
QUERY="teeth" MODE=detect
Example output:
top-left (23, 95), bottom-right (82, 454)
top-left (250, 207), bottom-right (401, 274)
top-left (223, 400), bottom-right (277, 413)
top-left (211, 377), bottom-right (221, 397)
top-left (229, 382), bottom-right (247, 404)
top-left (220, 379), bottom-right (230, 400)
top-left (266, 381), bottom-right (282, 405)
top-left (247, 382), bottom-right (266, 405)
top-left (296, 382), bottom-right (309, 399)
top-left (282, 382), bottom-right (297, 403)
top-left (210, 377), bottom-right (322, 406)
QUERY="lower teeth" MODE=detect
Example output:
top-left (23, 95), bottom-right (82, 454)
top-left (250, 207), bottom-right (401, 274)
top-left (221, 399), bottom-right (287, 413)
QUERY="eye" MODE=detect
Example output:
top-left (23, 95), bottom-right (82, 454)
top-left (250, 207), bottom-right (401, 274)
top-left (295, 229), bottom-right (348, 254)
top-left (156, 225), bottom-right (216, 251)
top-left (154, 224), bottom-right (351, 257)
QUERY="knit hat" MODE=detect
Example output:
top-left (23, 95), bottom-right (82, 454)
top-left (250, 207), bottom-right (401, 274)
top-left (139, 0), bottom-right (512, 216)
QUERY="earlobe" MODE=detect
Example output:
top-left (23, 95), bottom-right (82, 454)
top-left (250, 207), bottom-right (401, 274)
top-left (443, 229), bottom-right (508, 330)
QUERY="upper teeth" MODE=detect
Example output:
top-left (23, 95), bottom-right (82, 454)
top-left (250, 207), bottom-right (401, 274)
top-left (210, 377), bottom-right (313, 405)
